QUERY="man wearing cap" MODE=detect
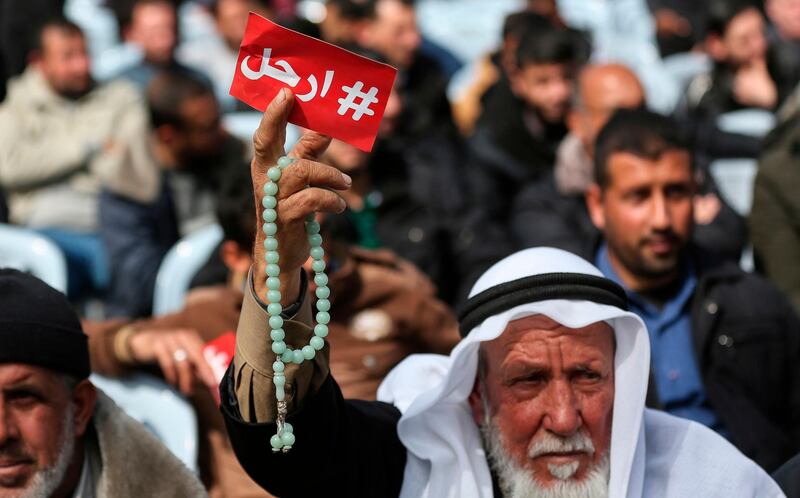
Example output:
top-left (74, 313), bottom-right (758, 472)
top-left (0, 269), bottom-right (207, 497)
top-left (218, 89), bottom-right (784, 497)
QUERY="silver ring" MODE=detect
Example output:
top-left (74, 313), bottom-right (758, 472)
top-left (173, 349), bottom-right (188, 362)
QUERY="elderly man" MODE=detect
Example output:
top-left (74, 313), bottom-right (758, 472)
top-left (218, 89), bottom-right (783, 497)
top-left (0, 269), bottom-right (206, 497)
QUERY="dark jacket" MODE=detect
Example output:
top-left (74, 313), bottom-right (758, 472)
top-left (398, 52), bottom-right (456, 140)
top-left (751, 114), bottom-right (800, 315)
top-left (774, 452), bottom-right (800, 497)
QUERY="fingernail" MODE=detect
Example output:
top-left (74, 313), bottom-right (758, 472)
top-left (339, 197), bottom-right (347, 211)
top-left (341, 173), bottom-right (352, 186)
top-left (277, 88), bottom-right (288, 103)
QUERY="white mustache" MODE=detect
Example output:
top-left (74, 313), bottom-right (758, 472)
top-left (528, 431), bottom-right (595, 459)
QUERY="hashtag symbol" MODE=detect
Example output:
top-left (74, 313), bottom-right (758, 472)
top-left (337, 82), bottom-right (379, 121)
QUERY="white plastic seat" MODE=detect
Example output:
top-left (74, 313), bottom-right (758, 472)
top-left (152, 223), bottom-right (224, 316)
top-left (90, 373), bottom-right (198, 472)
top-left (0, 223), bottom-right (68, 293)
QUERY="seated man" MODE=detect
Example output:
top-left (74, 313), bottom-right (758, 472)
top-left (0, 18), bottom-right (150, 298)
top-left (585, 109), bottom-right (800, 471)
top-left (218, 89), bottom-right (784, 497)
top-left (100, 70), bottom-right (250, 318)
top-left (511, 63), bottom-right (747, 263)
top-left (0, 269), bottom-right (205, 497)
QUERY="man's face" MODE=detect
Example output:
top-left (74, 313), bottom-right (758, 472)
top-left (128, 2), bottom-right (178, 65)
top-left (173, 94), bottom-right (226, 165)
top-left (511, 62), bottom-right (574, 124)
top-left (324, 139), bottom-right (369, 174)
top-left (215, 0), bottom-right (274, 50)
top-left (714, 8), bottom-right (768, 67)
top-left (469, 315), bottom-right (614, 495)
top-left (587, 150), bottom-right (695, 281)
top-left (767, 0), bottom-right (800, 40)
top-left (35, 28), bottom-right (92, 99)
top-left (0, 365), bottom-right (92, 498)
top-left (360, 0), bottom-right (421, 69)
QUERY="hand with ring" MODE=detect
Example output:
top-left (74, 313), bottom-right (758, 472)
top-left (127, 328), bottom-right (217, 396)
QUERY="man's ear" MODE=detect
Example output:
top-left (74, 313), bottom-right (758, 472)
top-left (467, 376), bottom-right (486, 426)
top-left (566, 109), bottom-right (581, 135)
top-left (220, 240), bottom-right (252, 274)
top-left (508, 67), bottom-right (525, 98)
top-left (706, 34), bottom-right (727, 62)
top-left (585, 183), bottom-right (606, 231)
top-left (70, 380), bottom-right (97, 439)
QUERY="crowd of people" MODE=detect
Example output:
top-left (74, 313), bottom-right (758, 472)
top-left (2, 0), bottom-right (800, 497)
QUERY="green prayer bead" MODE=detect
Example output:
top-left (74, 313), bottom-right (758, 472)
top-left (267, 277), bottom-right (281, 290)
top-left (310, 336), bottom-right (325, 350)
top-left (263, 209), bottom-right (277, 222)
top-left (316, 299), bottom-right (330, 312)
top-left (264, 222), bottom-right (277, 236)
top-left (310, 246), bottom-right (324, 260)
top-left (264, 237), bottom-right (278, 251)
top-left (265, 251), bottom-right (279, 264)
top-left (270, 329), bottom-right (285, 341)
top-left (314, 324), bottom-right (328, 337)
top-left (267, 167), bottom-right (282, 181)
top-left (278, 156), bottom-right (294, 168)
top-left (315, 286), bottom-right (330, 299)
top-left (306, 220), bottom-right (320, 234)
top-left (270, 434), bottom-right (283, 449)
top-left (276, 386), bottom-right (285, 401)
top-left (281, 350), bottom-right (294, 363)
top-left (311, 260), bottom-right (326, 273)
top-left (264, 182), bottom-right (278, 196)
top-left (314, 273), bottom-right (328, 287)
top-left (273, 361), bottom-right (285, 373)
top-left (271, 341), bottom-right (287, 354)
top-left (262, 196), bottom-right (276, 209)
top-left (302, 345), bottom-right (316, 360)
top-left (266, 264), bottom-right (280, 277)
top-left (292, 349), bottom-right (304, 364)
top-left (308, 233), bottom-right (323, 247)
top-left (269, 315), bottom-right (284, 329)
top-left (283, 422), bottom-right (293, 434)
top-left (268, 303), bottom-right (282, 315)
top-left (267, 290), bottom-right (281, 303)
top-left (273, 374), bottom-right (285, 387)
top-left (316, 311), bottom-right (330, 325)
top-left (280, 431), bottom-right (295, 447)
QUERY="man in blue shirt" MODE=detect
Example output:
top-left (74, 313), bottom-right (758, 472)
top-left (583, 108), bottom-right (800, 471)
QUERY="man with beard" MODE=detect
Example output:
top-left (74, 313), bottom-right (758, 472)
top-left (216, 89), bottom-right (783, 497)
top-left (0, 18), bottom-right (151, 299)
top-left (585, 109), bottom-right (800, 471)
top-left (100, 70), bottom-right (250, 317)
top-left (0, 269), bottom-right (206, 498)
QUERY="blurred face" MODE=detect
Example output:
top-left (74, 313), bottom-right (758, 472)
top-left (587, 150), bottom-right (695, 282)
top-left (712, 8), bottom-right (767, 67)
top-left (35, 28), bottom-right (92, 99)
top-left (215, 0), bottom-right (274, 50)
top-left (569, 67), bottom-right (645, 157)
top-left (128, 2), bottom-right (178, 65)
top-left (767, 0), bottom-right (800, 40)
top-left (324, 139), bottom-right (369, 174)
top-left (0, 364), bottom-right (94, 498)
top-left (379, 85), bottom-right (403, 137)
top-left (361, 0), bottom-right (421, 69)
top-left (174, 94), bottom-right (226, 165)
top-left (512, 62), bottom-right (574, 124)
top-left (469, 315), bottom-right (614, 497)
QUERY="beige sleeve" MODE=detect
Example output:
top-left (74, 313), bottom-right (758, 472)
top-left (233, 270), bottom-right (330, 423)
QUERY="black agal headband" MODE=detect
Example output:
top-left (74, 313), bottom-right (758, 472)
top-left (457, 273), bottom-right (629, 338)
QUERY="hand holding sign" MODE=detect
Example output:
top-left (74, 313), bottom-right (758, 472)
top-left (231, 13), bottom-right (397, 151)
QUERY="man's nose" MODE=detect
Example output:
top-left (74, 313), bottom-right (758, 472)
top-left (650, 192), bottom-right (671, 230)
top-left (0, 402), bottom-right (18, 445)
top-left (541, 381), bottom-right (582, 436)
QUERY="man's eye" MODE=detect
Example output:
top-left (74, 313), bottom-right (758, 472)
top-left (8, 391), bottom-right (39, 404)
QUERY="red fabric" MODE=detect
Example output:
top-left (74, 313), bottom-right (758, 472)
top-left (230, 13), bottom-right (397, 151)
top-left (204, 331), bottom-right (236, 386)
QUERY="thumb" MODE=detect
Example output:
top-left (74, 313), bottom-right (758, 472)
top-left (253, 88), bottom-right (295, 167)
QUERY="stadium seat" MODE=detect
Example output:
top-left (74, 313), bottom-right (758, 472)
top-left (90, 373), bottom-right (198, 472)
top-left (152, 223), bottom-right (224, 316)
top-left (0, 223), bottom-right (68, 293)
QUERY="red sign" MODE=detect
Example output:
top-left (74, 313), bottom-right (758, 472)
top-left (230, 13), bottom-right (398, 151)
top-left (203, 332), bottom-right (236, 387)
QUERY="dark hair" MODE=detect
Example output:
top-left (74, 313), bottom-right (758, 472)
top-left (216, 164), bottom-right (256, 253)
top-left (209, 0), bottom-right (275, 17)
top-left (502, 11), bottom-right (550, 40)
top-left (706, 0), bottom-right (760, 37)
top-left (146, 71), bottom-right (214, 129)
top-left (594, 109), bottom-right (691, 187)
top-left (31, 17), bottom-right (84, 53)
top-left (327, 0), bottom-right (374, 19)
top-left (515, 23), bottom-right (581, 68)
